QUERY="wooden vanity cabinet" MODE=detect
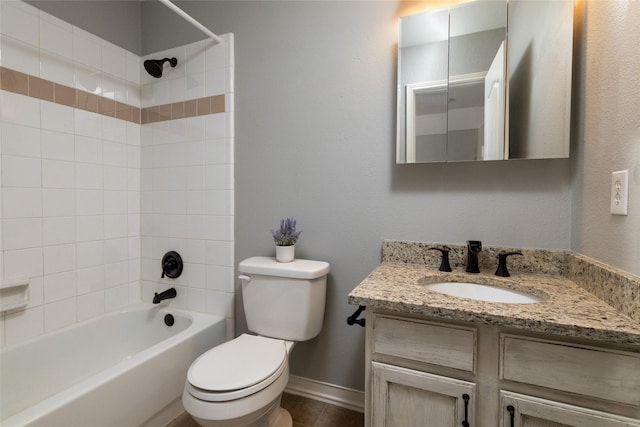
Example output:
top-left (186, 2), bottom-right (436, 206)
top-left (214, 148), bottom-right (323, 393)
top-left (365, 310), bottom-right (640, 427)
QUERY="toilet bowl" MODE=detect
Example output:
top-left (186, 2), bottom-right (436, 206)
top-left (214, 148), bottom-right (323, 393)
top-left (183, 335), bottom-right (294, 427)
top-left (182, 257), bottom-right (330, 427)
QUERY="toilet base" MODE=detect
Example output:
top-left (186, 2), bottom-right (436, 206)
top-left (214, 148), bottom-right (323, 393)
top-left (189, 397), bottom-right (292, 427)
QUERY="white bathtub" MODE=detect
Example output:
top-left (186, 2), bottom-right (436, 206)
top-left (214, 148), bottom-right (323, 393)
top-left (1, 304), bottom-right (226, 427)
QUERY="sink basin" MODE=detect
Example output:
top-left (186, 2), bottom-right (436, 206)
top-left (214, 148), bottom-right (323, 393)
top-left (423, 282), bottom-right (542, 304)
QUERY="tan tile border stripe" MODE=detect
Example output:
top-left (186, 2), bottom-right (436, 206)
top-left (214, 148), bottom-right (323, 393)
top-left (0, 66), bottom-right (225, 125)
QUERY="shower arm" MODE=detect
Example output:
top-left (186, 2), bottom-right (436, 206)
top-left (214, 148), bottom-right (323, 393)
top-left (158, 0), bottom-right (224, 44)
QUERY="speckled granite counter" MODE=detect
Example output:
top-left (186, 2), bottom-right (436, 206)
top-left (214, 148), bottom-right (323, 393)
top-left (348, 242), bottom-right (640, 348)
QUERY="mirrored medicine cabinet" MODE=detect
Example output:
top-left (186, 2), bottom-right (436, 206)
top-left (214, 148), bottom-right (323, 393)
top-left (396, 0), bottom-right (574, 164)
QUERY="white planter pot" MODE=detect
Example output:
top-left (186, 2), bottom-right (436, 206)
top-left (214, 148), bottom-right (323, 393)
top-left (275, 245), bottom-right (295, 262)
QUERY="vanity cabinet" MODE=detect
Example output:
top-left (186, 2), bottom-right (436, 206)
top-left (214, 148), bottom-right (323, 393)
top-left (365, 310), bottom-right (640, 427)
top-left (501, 392), bottom-right (639, 427)
top-left (371, 362), bottom-right (474, 427)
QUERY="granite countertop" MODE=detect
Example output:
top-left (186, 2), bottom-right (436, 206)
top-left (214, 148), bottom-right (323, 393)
top-left (348, 262), bottom-right (640, 347)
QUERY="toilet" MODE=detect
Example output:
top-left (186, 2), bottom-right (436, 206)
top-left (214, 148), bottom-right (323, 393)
top-left (182, 256), bottom-right (330, 427)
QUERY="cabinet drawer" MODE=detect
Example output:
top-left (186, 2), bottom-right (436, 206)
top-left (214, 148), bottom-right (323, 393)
top-left (372, 315), bottom-right (476, 372)
top-left (501, 335), bottom-right (640, 406)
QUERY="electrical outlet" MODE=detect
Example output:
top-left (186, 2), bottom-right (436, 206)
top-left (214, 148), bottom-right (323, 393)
top-left (610, 170), bottom-right (629, 215)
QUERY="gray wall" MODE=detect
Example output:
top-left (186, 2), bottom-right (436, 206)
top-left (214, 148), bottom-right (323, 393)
top-left (142, 1), bottom-right (572, 391)
top-left (29, 1), bottom-right (632, 393)
top-left (571, 0), bottom-right (640, 277)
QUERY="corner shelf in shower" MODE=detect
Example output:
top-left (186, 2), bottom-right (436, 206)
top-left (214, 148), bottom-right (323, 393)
top-left (0, 278), bottom-right (30, 313)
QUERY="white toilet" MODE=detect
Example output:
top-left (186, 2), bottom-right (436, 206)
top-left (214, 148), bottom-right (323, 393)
top-left (182, 256), bottom-right (330, 427)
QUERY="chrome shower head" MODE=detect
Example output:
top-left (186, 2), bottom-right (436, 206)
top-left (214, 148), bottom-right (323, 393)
top-left (144, 57), bottom-right (178, 78)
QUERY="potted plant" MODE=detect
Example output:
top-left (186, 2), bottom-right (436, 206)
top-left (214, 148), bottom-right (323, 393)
top-left (271, 217), bottom-right (301, 262)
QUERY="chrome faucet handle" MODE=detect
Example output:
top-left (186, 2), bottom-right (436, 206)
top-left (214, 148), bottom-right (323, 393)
top-left (428, 247), bottom-right (452, 272)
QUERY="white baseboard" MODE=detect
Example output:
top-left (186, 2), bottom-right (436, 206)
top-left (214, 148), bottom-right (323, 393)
top-left (285, 375), bottom-right (365, 413)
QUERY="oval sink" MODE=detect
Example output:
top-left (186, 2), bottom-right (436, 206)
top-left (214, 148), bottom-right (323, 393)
top-left (423, 282), bottom-right (542, 304)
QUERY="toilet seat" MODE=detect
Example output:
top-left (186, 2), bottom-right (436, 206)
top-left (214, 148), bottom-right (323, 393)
top-left (186, 334), bottom-right (287, 402)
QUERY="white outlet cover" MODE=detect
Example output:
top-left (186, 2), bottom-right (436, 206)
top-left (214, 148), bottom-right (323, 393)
top-left (610, 169), bottom-right (629, 215)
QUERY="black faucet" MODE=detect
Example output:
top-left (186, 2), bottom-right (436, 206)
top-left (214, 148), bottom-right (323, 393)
top-left (495, 251), bottom-right (523, 277)
top-left (429, 247), bottom-right (452, 272)
top-left (153, 288), bottom-right (177, 304)
top-left (466, 240), bottom-right (482, 273)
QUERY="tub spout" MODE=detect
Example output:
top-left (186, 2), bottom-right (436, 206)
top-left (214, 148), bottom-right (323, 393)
top-left (153, 288), bottom-right (177, 304)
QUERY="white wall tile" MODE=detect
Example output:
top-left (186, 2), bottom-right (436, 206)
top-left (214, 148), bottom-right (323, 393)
top-left (41, 101), bottom-right (74, 134)
top-left (3, 188), bottom-right (42, 218)
top-left (43, 216), bottom-right (75, 246)
top-left (44, 297), bottom-right (76, 332)
top-left (185, 262), bottom-right (205, 288)
top-left (40, 51), bottom-right (75, 87)
top-left (26, 276), bottom-right (44, 309)
top-left (105, 261), bottom-right (128, 288)
top-left (77, 265), bottom-right (104, 294)
top-left (187, 287), bottom-right (206, 312)
top-left (43, 160), bottom-right (75, 189)
top-left (77, 240), bottom-right (104, 269)
top-left (0, 35), bottom-right (41, 76)
top-left (104, 238), bottom-right (128, 264)
top-left (206, 290), bottom-right (233, 318)
top-left (127, 169), bottom-right (140, 191)
top-left (76, 215), bottom-right (103, 242)
top-left (74, 63), bottom-right (103, 96)
top-left (205, 68), bottom-right (225, 97)
top-left (104, 214), bottom-right (127, 239)
top-left (77, 291), bottom-right (104, 321)
top-left (1, 1), bottom-right (40, 46)
top-left (3, 247), bottom-right (43, 279)
top-left (104, 191), bottom-right (127, 215)
top-left (101, 41), bottom-right (126, 78)
top-left (76, 189), bottom-right (103, 215)
top-left (43, 270), bottom-right (76, 303)
top-left (75, 136), bottom-right (103, 164)
top-left (42, 189), bottom-right (75, 217)
top-left (40, 15), bottom-right (73, 59)
top-left (105, 283), bottom-right (129, 311)
top-left (3, 218), bottom-right (43, 250)
top-left (5, 306), bottom-right (43, 346)
top-left (43, 243), bottom-right (76, 275)
top-left (41, 130), bottom-right (74, 161)
top-left (104, 166), bottom-right (127, 190)
top-left (1, 123), bottom-right (41, 158)
top-left (73, 28), bottom-right (102, 69)
top-left (2, 155), bottom-right (42, 188)
top-left (103, 141), bottom-right (126, 166)
top-left (74, 110), bottom-right (102, 139)
top-left (76, 163), bottom-right (103, 189)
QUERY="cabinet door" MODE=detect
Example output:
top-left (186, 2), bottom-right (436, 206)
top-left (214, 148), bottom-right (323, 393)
top-left (371, 362), bottom-right (475, 427)
top-left (501, 391), bottom-right (640, 427)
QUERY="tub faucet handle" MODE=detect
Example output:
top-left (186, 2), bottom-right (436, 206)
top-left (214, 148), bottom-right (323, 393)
top-left (428, 247), bottom-right (452, 272)
top-left (495, 251), bottom-right (523, 277)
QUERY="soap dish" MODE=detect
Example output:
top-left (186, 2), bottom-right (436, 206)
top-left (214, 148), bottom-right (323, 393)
top-left (0, 278), bottom-right (30, 313)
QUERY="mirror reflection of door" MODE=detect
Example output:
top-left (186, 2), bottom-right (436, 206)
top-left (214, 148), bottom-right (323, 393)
top-left (397, 1), bottom-right (507, 163)
top-left (448, 0), bottom-right (507, 161)
top-left (397, 8), bottom-right (449, 163)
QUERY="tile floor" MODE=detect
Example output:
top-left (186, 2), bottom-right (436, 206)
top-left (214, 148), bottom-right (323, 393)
top-left (167, 393), bottom-right (364, 427)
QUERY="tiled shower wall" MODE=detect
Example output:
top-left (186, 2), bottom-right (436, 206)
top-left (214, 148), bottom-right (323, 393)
top-left (0, 1), bottom-right (235, 346)
top-left (139, 37), bottom-right (235, 340)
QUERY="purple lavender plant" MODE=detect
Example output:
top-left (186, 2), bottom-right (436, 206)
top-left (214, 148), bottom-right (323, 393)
top-left (271, 217), bottom-right (302, 246)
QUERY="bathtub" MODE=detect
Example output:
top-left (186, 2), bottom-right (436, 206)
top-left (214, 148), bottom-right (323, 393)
top-left (1, 304), bottom-right (226, 427)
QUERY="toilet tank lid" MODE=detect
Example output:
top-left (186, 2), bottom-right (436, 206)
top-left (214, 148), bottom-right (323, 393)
top-left (239, 256), bottom-right (330, 279)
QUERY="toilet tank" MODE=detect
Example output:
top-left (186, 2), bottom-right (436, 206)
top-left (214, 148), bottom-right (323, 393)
top-left (238, 257), bottom-right (330, 342)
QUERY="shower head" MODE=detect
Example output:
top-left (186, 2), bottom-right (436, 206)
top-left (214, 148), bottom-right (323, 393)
top-left (144, 57), bottom-right (178, 78)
